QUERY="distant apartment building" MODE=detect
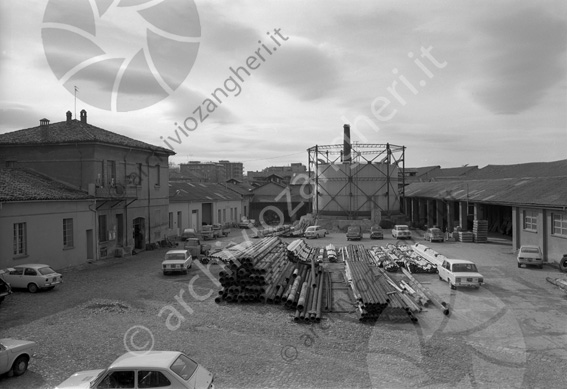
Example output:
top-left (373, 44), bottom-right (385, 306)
top-left (0, 110), bottom-right (174, 267)
top-left (179, 160), bottom-right (243, 183)
top-left (247, 163), bottom-right (307, 185)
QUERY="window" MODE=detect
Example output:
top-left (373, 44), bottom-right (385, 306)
top-left (137, 163), bottom-right (143, 185)
top-left (156, 164), bottom-right (161, 186)
top-left (24, 268), bottom-right (37, 276)
top-left (552, 213), bottom-right (567, 236)
top-left (13, 222), bottom-right (27, 256)
top-left (63, 218), bottom-right (74, 248)
top-left (99, 215), bottom-right (107, 242)
top-left (138, 371), bottom-right (171, 388)
top-left (97, 370), bottom-right (135, 388)
top-left (107, 160), bottom-right (116, 185)
top-left (168, 212), bottom-right (173, 229)
top-left (523, 210), bottom-right (537, 232)
top-left (218, 209), bottom-right (221, 223)
top-left (223, 209), bottom-right (226, 222)
top-left (170, 354), bottom-right (198, 381)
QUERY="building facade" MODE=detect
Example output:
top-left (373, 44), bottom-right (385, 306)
top-left (0, 110), bottom-right (174, 263)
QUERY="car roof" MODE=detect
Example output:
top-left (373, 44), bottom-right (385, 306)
top-left (13, 264), bottom-right (53, 269)
top-left (444, 258), bottom-right (475, 264)
top-left (520, 245), bottom-right (540, 249)
top-left (110, 351), bottom-right (183, 369)
top-left (166, 250), bottom-right (188, 254)
top-left (395, 225), bottom-right (408, 228)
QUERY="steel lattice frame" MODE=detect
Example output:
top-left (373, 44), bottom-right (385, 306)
top-left (307, 143), bottom-right (406, 219)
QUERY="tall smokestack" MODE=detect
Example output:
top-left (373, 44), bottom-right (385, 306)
top-left (343, 124), bottom-right (351, 163)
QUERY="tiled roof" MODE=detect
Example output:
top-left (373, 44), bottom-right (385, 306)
top-left (169, 182), bottom-right (242, 202)
top-left (404, 176), bottom-right (567, 208)
top-left (224, 182), bottom-right (255, 196)
top-left (0, 118), bottom-right (174, 155)
top-left (465, 159), bottom-right (567, 180)
top-left (0, 168), bottom-right (92, 202)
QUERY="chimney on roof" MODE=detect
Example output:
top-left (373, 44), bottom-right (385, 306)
top-left (40, 118), bottom-right (50, 127)
top-left (80, 109), bottom-right (87, 123)
top-left (66, 111), bottom-right (72, 123)
top-left (343, 124), bottom-right (352, 163)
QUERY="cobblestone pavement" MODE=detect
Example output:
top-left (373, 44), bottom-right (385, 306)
top-left (0, 230), bottom-right (566, 388)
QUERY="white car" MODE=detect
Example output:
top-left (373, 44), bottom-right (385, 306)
top-left (162, 250), bottom-right (192, 275)
top-left (56, 351), bottom-right (214, 389)
top-left (392, 225), bottom-right (411, 239)
top-left (304, 225), bottom-right (327, 239)
top-left (438, 258), bottom-right (484, 289)
top-left (0, 338), bottom-right (37, 376)
top-left (0, 264), bottom-right (62, 293)
top-left (517, 245), bottom-right (543, 269)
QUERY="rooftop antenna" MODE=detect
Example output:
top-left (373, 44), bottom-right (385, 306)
top-left (74, 86), bottom-right (78, 119)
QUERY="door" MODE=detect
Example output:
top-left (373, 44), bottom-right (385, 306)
top-left (133, 217), bottom-right (146, 249)
top-left (177, 211), bottom-right (182, 234)
top-left (86, 229), bottom-right (94, 260)
top-left (191, 210), bottom-right (198, 230)
top-left (116, 214), bottom-right (124, 246)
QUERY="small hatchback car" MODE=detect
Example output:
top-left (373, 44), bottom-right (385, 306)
top-left (305, 225), bottom-right (327, 239)
top-left (370, 225), bottom-right (384, 240)
top-left (0, 264), bottom-right (62, 293)
top-left (517, 245), bottom-right (543, 269)
top-left (392, 225), bottom-right (411, 239)
top-left (424, 227), bottom-right (444, 242)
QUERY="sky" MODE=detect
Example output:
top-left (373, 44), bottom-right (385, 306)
top-left (1, 0), bottom-right (566, 173)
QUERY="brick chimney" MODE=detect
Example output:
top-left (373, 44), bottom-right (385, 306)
top-left (80, 109), bottom-right (87, 123)
top-left (40, 118), bottom-right (50, 127)
top-left (66, 111), bottom-right (72, 123)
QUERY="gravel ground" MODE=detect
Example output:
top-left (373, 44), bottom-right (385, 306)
top-left (1, 229), bottom-right (566, 388)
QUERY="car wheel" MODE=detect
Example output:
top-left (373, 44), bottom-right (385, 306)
top-left (27, 283), bottom-right (38, 293)
top-left (517, 263), bottom-right (521, 268)
top-left (0, 296), bottom-right (4, 304)
top-left (46, 286), bottom-right (55, 291)
top-left (450, 283), bottom-right (456, 290)
top-left (12, 355), bottom-right (29, 376)
top-left (539, 265), bottom-right (543, 269)
top-left (438, 274), bottom-right (442, 280)
top-left (163, 271), bottom-right (167, 275)
top-left (560, 256), bottom-right (567, 273)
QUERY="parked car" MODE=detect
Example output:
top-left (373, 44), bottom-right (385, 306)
top-left (162, 250), bottom-right (192, 275)
top-left (346, 225), bottom-right (363, 241)
top-left (392, 225), bottom-right (411, 239)
top-left (0, 277), bottom-right (12, 304)
top-left (0, 338), bottom-right (36, 376)
top-left (304, 225), bottom-right (327, 239)
top-left (183, 238), bottom-right (211, 260)
top-left (517, 245), bottom-right (543, 269)
top-left (0, 264), bottom-right (62, 293)
top-left (180, 228), bottom-right (197, 241)
top-left (212, 224), bottom-right (223, 239)
top-left (438, 258), bottom-right (484, 289)
top-left (370, 225), bottom-right (383, 240)
top-left (239, 218), bottom-right (256, 229)
top-left (201, 225), bottom-right (214, 240)
top-left (56, 351), bottom-right (214, 389)
top-left (424, 227), bottom-right (444, 242)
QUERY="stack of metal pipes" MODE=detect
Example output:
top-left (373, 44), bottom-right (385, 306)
top-left (286, 239), bottom-right (313, 262)
top-left (345, 260), bottom-right (417, 323)
top-left (216, 237), bottom-right (290, 303)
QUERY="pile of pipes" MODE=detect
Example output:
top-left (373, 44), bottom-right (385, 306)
top-left (340, 244), bottom-right (372, 262)
top-left (326, 244), bottom-right (337, 262)
top-left (345, 260), bottom-right (418, 322)
top-left (216, 237), bottom-right (290, 303)
top-left (287, 239), bottom-right (313, 262)
top-left (382, 243), bottom-right (437, 273)
top-left (369, 246), bottom-right (400, 272)
top-left (215, 237), bottom-right (331, 323)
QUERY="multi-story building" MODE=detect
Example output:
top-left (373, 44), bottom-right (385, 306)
top-left (0, 110), bottom-right (174, 264)
top-left (246, 163), bottom-right (307, 185)
top-left (178, 160), bottom-right (244, 182)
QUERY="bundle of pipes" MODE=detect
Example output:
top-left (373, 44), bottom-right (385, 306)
top-left (216, 237), bottom-right (291, 303)
top-left (291, 261), bottom-right (327, 323)
top-left (401, 267), bottom-right (450, 316)
top-left (382, 243), bottom-right (437, 274)
top-left (209, 240), bottom-right (254, 262)
top-left (346, 260), bottom-right (417, 322)
top-left (287, 239), bottom-right (313, 262)
top-left (342, 244), bottom-right (373, 262)
top-left (326, 244), bottom-right (337, 262)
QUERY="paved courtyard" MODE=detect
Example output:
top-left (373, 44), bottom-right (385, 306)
top-left (1, 230), bottom-right (566, 388)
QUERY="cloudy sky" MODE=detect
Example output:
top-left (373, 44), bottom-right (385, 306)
top-left (1, 0), bottom-right (566, 173)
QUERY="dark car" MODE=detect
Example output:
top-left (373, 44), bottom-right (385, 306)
top-left (370, 226), bottom-right (384, 239)
top-left (424, 227), bottom-right (444, 242)
top-left (0, 277), bottom-right (12, 304)
top-left (346, 225), bottom-right (363, 241)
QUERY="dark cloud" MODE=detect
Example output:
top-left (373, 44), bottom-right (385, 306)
top-left (468, 7), bottom-right (567, 114)
top-left (259, 38), bottom-right (341, 101)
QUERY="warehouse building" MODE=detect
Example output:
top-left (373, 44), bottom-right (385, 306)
top-left (403, 160), bottom-right (567, 265)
